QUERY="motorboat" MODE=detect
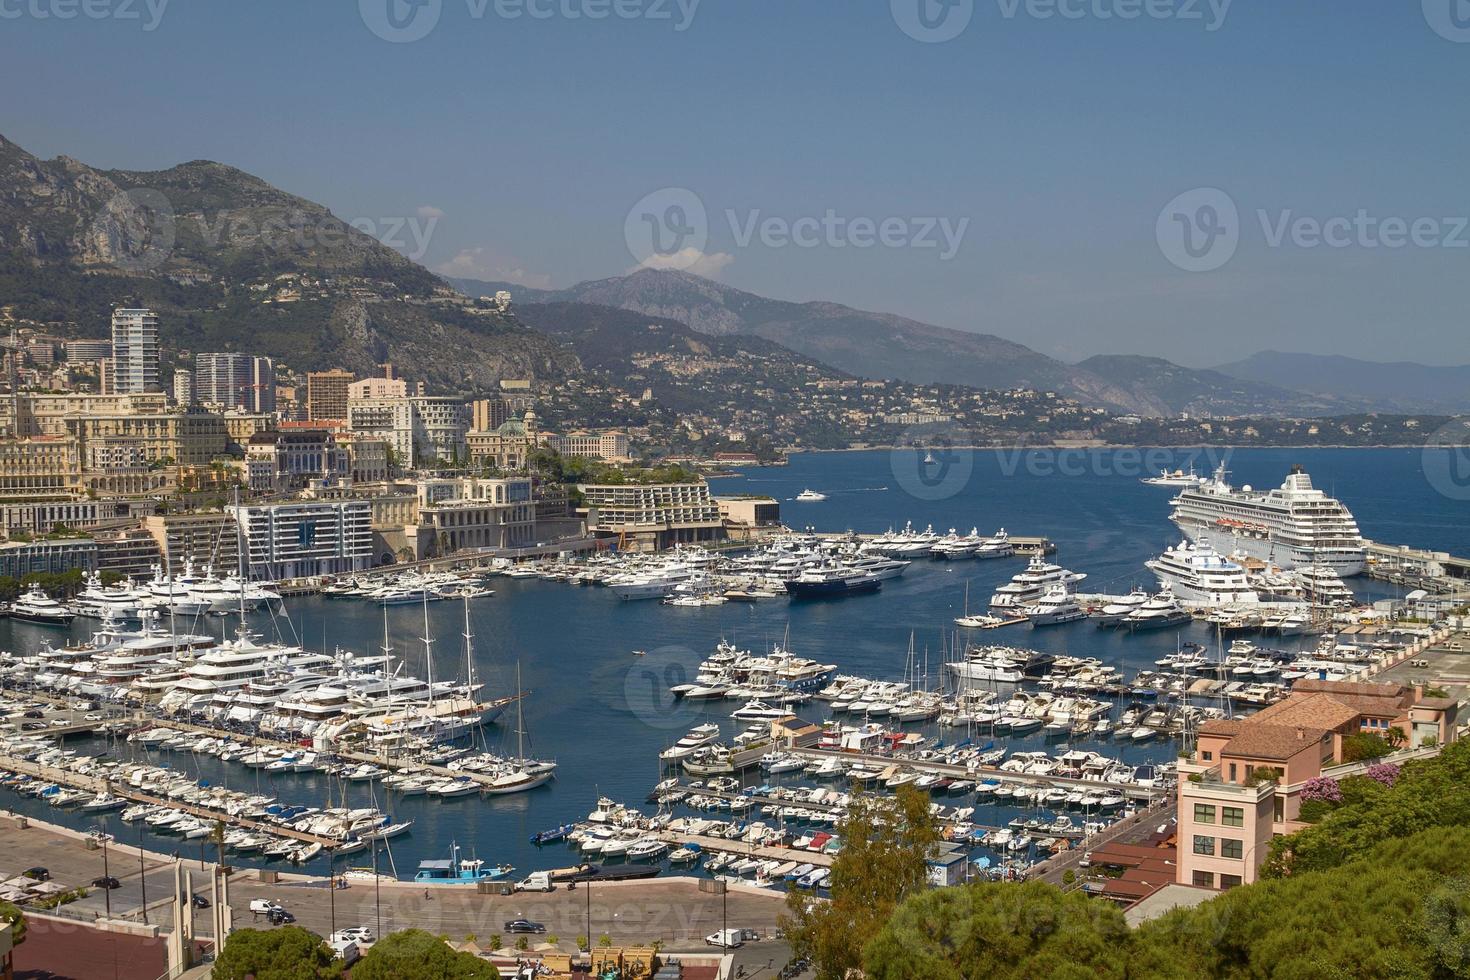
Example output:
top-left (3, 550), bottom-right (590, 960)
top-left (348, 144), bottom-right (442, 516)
top-left (1024, 587), bottom-right (1086, 626)
top-left (794, 489), bottom-right (827, 502)
top-left (8, 587), bottom-right (75, 625)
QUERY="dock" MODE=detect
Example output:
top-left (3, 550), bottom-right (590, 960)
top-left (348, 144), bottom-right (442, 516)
top-left (0, 752), bottom-right (341, 849)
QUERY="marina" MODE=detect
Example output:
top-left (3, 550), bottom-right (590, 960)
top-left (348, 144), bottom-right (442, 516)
top-left (0, 447), bottom-right (1465, 889)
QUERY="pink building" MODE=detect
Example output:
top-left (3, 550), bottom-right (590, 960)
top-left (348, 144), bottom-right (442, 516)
top-left (1177, 679), bottom-right (1458, 890)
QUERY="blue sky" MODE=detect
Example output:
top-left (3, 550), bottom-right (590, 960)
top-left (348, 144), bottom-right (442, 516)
top-left (3, 0), bottom-right (1468, 366)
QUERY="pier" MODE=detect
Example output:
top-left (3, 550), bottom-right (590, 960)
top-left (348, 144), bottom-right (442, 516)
top-left (0, 752), bottom-right (342, 849)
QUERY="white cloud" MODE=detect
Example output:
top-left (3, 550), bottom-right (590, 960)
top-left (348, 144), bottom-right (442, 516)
top-left (630, 247), bottom-right (734, 278)
top-left (416, 205), bottom-right (445, 220)
top-left (436, 246), bottom-right (554, 290)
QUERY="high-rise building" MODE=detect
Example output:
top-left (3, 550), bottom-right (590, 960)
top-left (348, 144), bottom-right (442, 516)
top-left (197, 353), bottom-right (277, 414)
top-left (306, 368), bottom-right (355, 421)
top-left (172, 369), bottom-right (194, 406)
top-left (470, 397), bottom-right (510, 432)
top-left (110, 309), bottom-right (160, 393)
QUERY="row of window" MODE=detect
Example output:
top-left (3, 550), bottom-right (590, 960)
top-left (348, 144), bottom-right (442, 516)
top-left (1192, 871), bottom-right (1243, 889)
top-left (1193, 835), bottom-right (1244, 859)
top-left (1192, 803), bottom-right (1245, 827)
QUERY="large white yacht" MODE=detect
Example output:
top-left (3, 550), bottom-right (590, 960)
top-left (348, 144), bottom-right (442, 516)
top-left (1145, 538), bottom-right (1260, 605)
top-left (158, 633), bottom-right (305, 712)
top-left (9, 587), bottom-right (75, 625)
top-left (989, 556), bottom-right (1086, 610)
top-left (1169, 465), bottom-right (1365, 575)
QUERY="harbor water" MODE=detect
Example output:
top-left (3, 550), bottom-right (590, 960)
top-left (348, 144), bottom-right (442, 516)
top-left (1, 447), bottom-right (1464, 881)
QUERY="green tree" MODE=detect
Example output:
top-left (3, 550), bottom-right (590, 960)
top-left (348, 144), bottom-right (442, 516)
top-left (212, 926), bottom-right (342, 980)
top-left (863, 881), bottom-right (1132, 980)
top-left (0, 899), bottom-right (26, 947)
top-left (782, 784), bottom-right (940, 980)
top-left (352, 929), bottom-right (499, 980)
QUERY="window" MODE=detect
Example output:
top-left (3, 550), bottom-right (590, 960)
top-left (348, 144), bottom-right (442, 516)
top-left (1228, 763), bottom-right (1238, 781)
top-left (1222, 838), bottom-right (1244, 859)
top-left (1201, 750), bottom-right (1213, 761)
top-left (1273, 796), bottom-right (1284, 823)
top-left (1220, 874), bottom-right (1242, 890)
top-left (1222, 807), bottom-right (1244, 828)
top-left (1193, 803), bottom-right (1216, 824)
top-left (1192, 870), bottom-right (1214, 888)
top-left (1193, 835), bottom-right (1215, 856)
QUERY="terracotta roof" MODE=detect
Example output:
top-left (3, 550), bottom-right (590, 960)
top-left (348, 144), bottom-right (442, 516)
top-left (1198, 719), bottom-right (1245, 737)
top-left (1221, 722), bottom-right (1327, 761)
top-left (1415, 697), bottom-right (1457, 710)
top-left (1250, 693), bottom-right (1362, 731)
top-left (1293, 679), bottom-right (1402, 698)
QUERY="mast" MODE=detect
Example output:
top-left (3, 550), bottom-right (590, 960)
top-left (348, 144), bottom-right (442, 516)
top-left (421, 593), bottom-right (435, 709)
top-left (515, 662), bottom-right (525, 760)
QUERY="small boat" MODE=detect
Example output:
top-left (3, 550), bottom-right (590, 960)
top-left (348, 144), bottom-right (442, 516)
top-left (530, 823), bottom-right (576, 846)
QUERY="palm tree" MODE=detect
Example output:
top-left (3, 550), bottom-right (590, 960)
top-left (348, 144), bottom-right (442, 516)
top-left (210, 819), bottom-right (228, 871)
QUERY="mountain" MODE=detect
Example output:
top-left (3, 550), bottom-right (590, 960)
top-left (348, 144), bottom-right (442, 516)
top-left (1074, 354), bottom-right (1366, 418)
top-left (453, 270), bottom-right (1379, 417)
top-left (0, 133), bottom-right (576, 390)
top-left (1215, 351), bottom-right (1470, 415)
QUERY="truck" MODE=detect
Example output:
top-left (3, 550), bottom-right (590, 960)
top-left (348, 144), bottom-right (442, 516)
top-left (704, 928), bottom-right (744, 949)
top-left (514, 871), bottom-right (556, 892)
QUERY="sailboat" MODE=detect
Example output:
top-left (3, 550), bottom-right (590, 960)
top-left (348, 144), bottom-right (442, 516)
top-left (482, 662), bottom-right (557, 795)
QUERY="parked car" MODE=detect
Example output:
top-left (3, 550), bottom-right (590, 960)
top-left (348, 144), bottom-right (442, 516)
top-left (331, 927), bottom-right (375, 945)
top-left (503, 919), bottom-right (546, 934)
top-left (267, 908), bottom-right (296, 925)
top-left (191, 894), bottom-right (211, 909)
top-left (22, 867), bottom-right (49, 882)
top-left (91, 876), bottom-right (121, 890)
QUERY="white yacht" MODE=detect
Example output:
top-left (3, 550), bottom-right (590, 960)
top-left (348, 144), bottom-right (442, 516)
top-left (989, 556), bottom-right (1086, 610)
top-left (73, 573), bottom-right (147, 620)
top-left (1121, 591), bottom-right (1192, 631)
top-left (930, 528), bottom-right (982, 559)
top-left (660, 723), bottom-right (724, 760)
top-left (1295, 564), bottom-right (1356, 607)
top-left (9, 587), bottom-right (75, 625)
top-left (1024, 587), bottom-right (1087, 626)
top-left (974, 529), bottom-right (1015, 559)
top-left (794, 489), bottom-right (827, 502)
top-left (1142, 465), bottom-right (1204, 487)
top-left (1169, 465), bottom-right (1365, 575)
top-left (1146, 538), bottom-right (1260, 605)
top-left (1092, 589), bottom-right (1150, 627)
top-left (158, 633), bottom-right (304, 712)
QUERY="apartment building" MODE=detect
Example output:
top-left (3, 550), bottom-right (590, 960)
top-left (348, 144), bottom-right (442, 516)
top-left (579, 481), bottom-right (725, 551)
top-left (231, 499), bottom-right (373, 578)
top-left (0, 436), bottom-right (82, 499)
top-left (196, 353), bottom-right (276, 414)
top-left (110, 308), bottom-right (161, 393)
top-left (142, 514), bottom-right (241, 572)
top-left (1176, 678), bottom-right (1459, 890)
top-left (306, 368), bottom-right (355, 421)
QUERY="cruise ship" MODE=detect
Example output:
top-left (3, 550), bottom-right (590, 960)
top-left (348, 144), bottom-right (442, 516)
top-left (1169, 465), bottom-right (1366, 575)
top-left (1145, 538), bottom-right (1261, 605)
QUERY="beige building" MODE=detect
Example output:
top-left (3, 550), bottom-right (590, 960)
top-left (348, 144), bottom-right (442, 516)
top-left (0, 436), bottom-right (82, 500)
top-left (349, 377), bottom-right (408, 400)
top-left (306, 368), bottom-right (355, 421)
top-left (466, 411), bottom-right (541, 471)
top-left (548, 429), bottom-right (630, 461)
top-left (143, 513), bottom-right (241, 571)
top-left (579, 481), bottom-right (724, 551)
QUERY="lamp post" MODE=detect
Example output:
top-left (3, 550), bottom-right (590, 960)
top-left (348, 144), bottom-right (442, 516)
top-left (139, 825), bottom-right (148, 926)
top-left (100, 829), bottom-right (112, 919)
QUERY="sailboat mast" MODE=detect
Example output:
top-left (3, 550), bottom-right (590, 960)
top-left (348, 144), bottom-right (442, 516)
top-left (421, 595), bottom-right (435, 707)
top-left (516, 662), bottom-right (525, 760)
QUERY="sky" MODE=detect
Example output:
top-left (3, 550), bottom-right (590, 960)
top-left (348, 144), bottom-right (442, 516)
top-left (2, 0), bottom-right (1468, 367)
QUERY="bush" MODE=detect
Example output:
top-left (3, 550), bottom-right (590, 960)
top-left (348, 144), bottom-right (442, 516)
top-left (1342, 733), bottom-right (1392, 762)
top-left (352, 929), bottom-right (499, 979)
top-left (212, 926), bottom-right (341, 980)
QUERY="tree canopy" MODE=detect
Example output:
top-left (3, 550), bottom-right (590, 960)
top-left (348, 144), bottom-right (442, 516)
top-left (212, 926), bottom-right (341, 980)
top-left (783, 784), bottom-right (940, 980)
top-left (351, 929), bottom-right (500, 980)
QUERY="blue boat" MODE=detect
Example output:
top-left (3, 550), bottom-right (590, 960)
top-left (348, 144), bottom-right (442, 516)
top-left (414, 842), bottom-right (513, 884)
top-left (529, 823), bottom-right (575, 846)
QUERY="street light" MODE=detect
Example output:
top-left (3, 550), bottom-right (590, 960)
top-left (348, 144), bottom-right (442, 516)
top-left (100, 825), bottom-right (112, 919)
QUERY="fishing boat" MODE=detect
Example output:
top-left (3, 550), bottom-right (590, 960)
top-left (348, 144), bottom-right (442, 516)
top-left (414, 842), bottom-right (513, 884)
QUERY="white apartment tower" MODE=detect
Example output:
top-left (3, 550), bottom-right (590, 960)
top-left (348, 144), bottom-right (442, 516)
top-left (110, 308), bottom-right (161, 393)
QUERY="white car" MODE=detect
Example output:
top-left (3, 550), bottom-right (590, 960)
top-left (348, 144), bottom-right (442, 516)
top-left (249, 899), bottom-right (282, 915)
top-left (332, 927), bottom-right (375, 945)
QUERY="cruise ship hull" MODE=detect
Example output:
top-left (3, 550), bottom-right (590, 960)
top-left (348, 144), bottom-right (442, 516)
top-left (1172, 522), bottom-right (1365, 577)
